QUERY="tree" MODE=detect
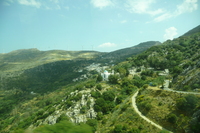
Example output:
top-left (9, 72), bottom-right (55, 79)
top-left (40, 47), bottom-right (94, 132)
top-left (167, 113), bottom-right (177, 124)
top-left (96, 84), bottom-right (102, 90)
top-left (113, 125), bottom-right (123, 133)
top-left (176, 95), bottom-right (198, 112)
top-left (86, 119), bottom-right (98, 132)
top-left (91, 91), bottom-right (101, 99)
top-left (97, 74), bottom-right (103, 82)
top-left (108, 75), bottom-right (119, 84)
top-left (116, 95), bottom-right (125, 104)
top-left (118, 67), bottom-right (127, 78)
top-left (103, 91), bottom-right (115, 102)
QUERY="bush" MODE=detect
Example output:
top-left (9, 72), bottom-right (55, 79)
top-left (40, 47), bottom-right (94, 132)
top-left (103, 91), bottom-right (115, 102)
top-left (66, 100), bottom-right (73, 108)
top-left (116, 95), bottom-right (125, 104)
top-left (96, 84), bottom-right (102, 90)
top-left (97, 74), bottom-right (103, 82)
top-left (167, 113), bottom-right (177, 124)
top-left (86, 119), bottom-right (98, 132)
top-left (91, 91), bottom-right (101, 99)
top-left (113, 125), bottom-right (123, 133)
top-left (97, 112), bottom-right (103, 120)
top-left (176, 95), bottom-right (198, 112)
top-left (76, 84), bottom-right (84, 91)
top-left (80, 106), bottom-right (87, 114)
top-left (108, 75), bottom-right (119, 84)
top-left (85, 81), bottom-right (96, 88)
top-left (129, 128), bottom-right (140, 133)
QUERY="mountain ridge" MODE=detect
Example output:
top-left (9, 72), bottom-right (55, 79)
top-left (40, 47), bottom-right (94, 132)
top-left (182, 25), bottom-right (200, 36)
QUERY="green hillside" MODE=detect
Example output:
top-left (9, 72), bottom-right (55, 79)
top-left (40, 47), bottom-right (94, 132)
top-left (182, 25), bottom-right (200, 36)
top-left (128, 30), bottom-right (200, 91)
top-left (0, 25), bottom-right (200, 133)
top-left (0, 49), bottom-right (103, 73)
top-left (100, 41), bottom-right (161, 63)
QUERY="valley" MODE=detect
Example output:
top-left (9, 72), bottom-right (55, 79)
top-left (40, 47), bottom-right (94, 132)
top-left (0, 25), bottom-right (200, 133)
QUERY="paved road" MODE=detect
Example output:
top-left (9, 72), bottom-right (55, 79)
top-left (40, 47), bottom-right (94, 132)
top-left (132, 91), bottom-right (172, 132)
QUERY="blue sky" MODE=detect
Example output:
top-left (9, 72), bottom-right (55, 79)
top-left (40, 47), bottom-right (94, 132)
top-left (0, 0), bottom-right (199, 53)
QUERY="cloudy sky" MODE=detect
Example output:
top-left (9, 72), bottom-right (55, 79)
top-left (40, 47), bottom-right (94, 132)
top-left (0, 0), bottom-right (199, 53)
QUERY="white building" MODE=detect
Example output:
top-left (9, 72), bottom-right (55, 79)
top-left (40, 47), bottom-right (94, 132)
top-left (101, 70), bottom-right (114, 81)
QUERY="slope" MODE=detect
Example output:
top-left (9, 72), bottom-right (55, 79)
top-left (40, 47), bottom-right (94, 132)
top-left (99, 41), bottom-right (161, 63)
top-left (182, 25), bottom-right (200, 36)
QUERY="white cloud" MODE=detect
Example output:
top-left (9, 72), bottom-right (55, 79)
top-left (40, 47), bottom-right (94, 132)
top-left (98, 42), bottom-right (117, 48)
top-left (154, 0), bottom-right (198, 22)
top-left (125, 0), bottom-right (164, 16)
top-left (175, 0), bottom-right (198, 15)
top-left (120, 20), bottom-right (127, 23)
top-left (164, 27), bottom-right (178, 40)
top-left (91, 0), bottom-right (113, 9)
top-left (18, 0), bottom-right (41, 8)
top-left (153, 13), bottom-right (172, 22)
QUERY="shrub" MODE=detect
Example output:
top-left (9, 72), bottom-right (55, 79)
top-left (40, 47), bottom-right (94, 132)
top-left (116, 95), bottom-right (125, 104)
top-left (80, 106), bottom-right (87, 114)
top-left (97, 112), bottom-right (103, 120)
top-left (91, 91), bottom-right (101, 99)
top-left (96, 84), bottom-right (102, 90)
top-left (86, 119), bottom-right (98, 132)
top-left (97, 74), bottom-right (103, 82)
top-left (76, 84), bottom-right (84, 91)
top-left (167, 113), bottom-right (177, 124)
top-left (113, 125), bottom-right (123, 133)
top-left (176, 95), bottom-right (198, 112)
top-left (108, 75), bottom-right (119, 84)
top-left (102, 91), bottom-right (115, 102)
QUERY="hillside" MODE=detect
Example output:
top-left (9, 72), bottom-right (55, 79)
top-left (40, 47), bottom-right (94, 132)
top-left (128, 30), bottom-right (200, 91)
top-left (0, 48), bottom-right (103, 74)
top-left (0, 25), bottom-right (200, 133)
top-left (100, 41), bottom-right (161, 62)
top-left (182, 25), bottom-right (200, 36)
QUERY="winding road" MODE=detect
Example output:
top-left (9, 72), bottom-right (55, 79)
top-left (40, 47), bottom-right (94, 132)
top-left (132, 91), bottom-right (172, 132)
top-left (131, 80), bottom-right (200, 132)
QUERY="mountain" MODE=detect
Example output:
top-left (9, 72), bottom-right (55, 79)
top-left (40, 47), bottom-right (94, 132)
top-left (0, 48), bottom-right (103, 73)
top-left (99, 41), bottom-right (161, 62)
top-left (182, 25), bottom-right (200, 36)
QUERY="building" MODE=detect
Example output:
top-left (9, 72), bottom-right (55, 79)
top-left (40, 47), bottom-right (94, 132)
top-left (101, 70), bottom-right (114, 81)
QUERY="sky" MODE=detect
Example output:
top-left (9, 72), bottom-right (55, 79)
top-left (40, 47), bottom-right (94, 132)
top-left (0, 0), bottom-right (200, 53)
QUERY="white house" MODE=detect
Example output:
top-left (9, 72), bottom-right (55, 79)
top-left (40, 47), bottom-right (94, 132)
top-left (101, 70), bottom-right (114, 81)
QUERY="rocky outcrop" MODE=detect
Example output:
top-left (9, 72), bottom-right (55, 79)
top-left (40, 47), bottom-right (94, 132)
top-left (29, 89), bottom-right (97, 130)
top-left (65, 89), bottom-right (97, 123)
top-left (173, 64), bottom-right (200, 90)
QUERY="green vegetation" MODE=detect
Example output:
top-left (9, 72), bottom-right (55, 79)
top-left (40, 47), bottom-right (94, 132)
top-left (176, 94), bottom-right (198, 113)
top-left (33, 120), bottom-right (93, 133)
top-left (1, 25), bottom-right (200, 133)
